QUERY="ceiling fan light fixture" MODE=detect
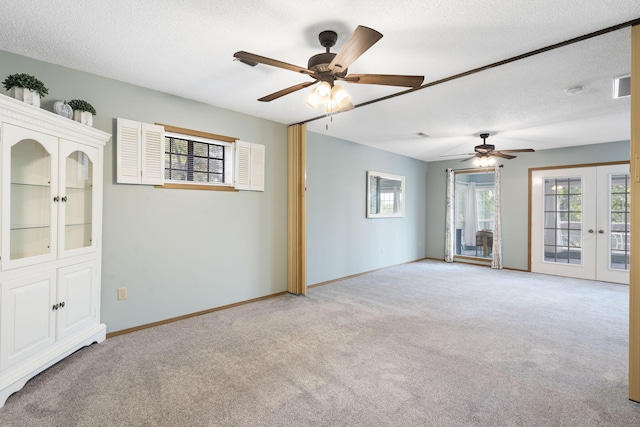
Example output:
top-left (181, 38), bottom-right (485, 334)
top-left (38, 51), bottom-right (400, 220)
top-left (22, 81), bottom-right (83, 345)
top-left (316, 81), bottom-right (332, 99)
top-left (473, 156), bottom-right (496, 168)
top-left (340, 101), bottom-right (354, 112)
top-left (331, 84), bottom-right (351, 109)
top-left (306, 81), bottom-right (334, 109)
top-left (305, 90), bottom-right (321, 108)
top-left (324, 99), bottom-right (337, 113)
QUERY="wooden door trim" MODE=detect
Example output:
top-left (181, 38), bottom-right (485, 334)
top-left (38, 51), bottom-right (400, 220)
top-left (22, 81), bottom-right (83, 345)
top-left (629, 23), bottom-right (640, 403)
top-left (287, 124), bottom-right (307, 295)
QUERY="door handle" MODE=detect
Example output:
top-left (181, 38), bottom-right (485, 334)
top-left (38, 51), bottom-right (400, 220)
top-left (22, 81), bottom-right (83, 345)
top-left (598, 230), bottom-right (604, 234)
top-left (588, 229), bottom-right (594, 233)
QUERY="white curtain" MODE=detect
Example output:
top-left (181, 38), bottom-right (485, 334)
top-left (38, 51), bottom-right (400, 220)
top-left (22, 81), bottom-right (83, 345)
top-left (463, 182), bottom-right (478, 248)
top-left (445, 168), bottom-right (455, 262)
top-left (491, 166), bottom-right (503, 269)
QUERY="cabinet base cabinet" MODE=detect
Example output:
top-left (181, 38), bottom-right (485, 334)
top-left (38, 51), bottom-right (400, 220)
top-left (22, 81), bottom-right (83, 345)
top-left (0, 323), bottom-right (105, 407)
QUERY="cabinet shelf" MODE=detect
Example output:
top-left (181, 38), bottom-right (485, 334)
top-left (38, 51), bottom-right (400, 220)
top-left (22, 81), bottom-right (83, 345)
top-left (11, 181), bottom-right (50, 188)
top-left (10, 225), bottom-right (51, 231)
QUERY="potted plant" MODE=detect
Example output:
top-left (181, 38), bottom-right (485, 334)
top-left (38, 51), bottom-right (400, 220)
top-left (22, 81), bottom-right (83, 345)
top-left (2, 73), bottom-right (49, 107)
top-left (68, 99), bottom-right (96, 126)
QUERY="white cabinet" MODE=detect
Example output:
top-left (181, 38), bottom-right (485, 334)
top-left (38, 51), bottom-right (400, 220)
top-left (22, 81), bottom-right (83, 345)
top-left (0, 94), bottom-right (110, 407)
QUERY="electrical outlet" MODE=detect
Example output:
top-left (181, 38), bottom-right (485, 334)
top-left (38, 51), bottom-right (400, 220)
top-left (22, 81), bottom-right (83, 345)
top-left (117, 287), bottom-right (127, 300)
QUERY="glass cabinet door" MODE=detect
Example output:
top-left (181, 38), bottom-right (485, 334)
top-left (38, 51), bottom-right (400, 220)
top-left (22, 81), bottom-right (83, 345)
top-left (3, 124), bottom-right (58, 268)
top-left (59, 141), bottom-right (98, 256)
top-left (63, 150), bottom-right (93, 251)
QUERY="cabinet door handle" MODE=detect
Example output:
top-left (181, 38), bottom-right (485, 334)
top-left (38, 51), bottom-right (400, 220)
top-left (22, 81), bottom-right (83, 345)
top-left (598, 230), bottom-right (605, 234)
top-left (53, 196), bottom-right (60, 202)
top-left (59, 301), bottom-right (65, 308)
top-left (61, 196), bottom-right (67, 202)
top-left (588, 229), bottom-right (594, 233)
top-left (52, 303), bottom-right (59, 311)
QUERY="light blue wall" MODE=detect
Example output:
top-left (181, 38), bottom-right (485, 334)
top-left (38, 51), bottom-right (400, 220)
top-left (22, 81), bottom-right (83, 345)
top-left (0, 50), bottom-right (288, 332)
top-left (307, 132), bottom-right (429, 284)
top-left (425, 140), bottom-right (630, 270)
top-left (4, 48), bottom-right (626, 331)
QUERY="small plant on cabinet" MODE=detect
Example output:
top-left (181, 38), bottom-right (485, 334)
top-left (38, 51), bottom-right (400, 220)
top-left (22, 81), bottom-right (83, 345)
top-left (68, 99), bottom-right (97, 126)
top-left (2, 73), bottom-right (49, 107)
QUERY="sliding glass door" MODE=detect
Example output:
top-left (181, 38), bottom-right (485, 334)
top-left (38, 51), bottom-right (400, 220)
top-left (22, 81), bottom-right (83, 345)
top-left (454, 171), bottom-right (495, 260)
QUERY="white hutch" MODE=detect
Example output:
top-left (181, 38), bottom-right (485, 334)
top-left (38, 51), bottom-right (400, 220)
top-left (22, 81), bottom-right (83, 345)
top-left (0, 94), bottom-right (110, 407)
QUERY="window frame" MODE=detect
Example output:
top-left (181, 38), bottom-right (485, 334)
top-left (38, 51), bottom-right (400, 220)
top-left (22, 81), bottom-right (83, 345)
top-left (164, 131), bottom-right (233, 186)
top-left (155, 124), bottom-right (238, 191)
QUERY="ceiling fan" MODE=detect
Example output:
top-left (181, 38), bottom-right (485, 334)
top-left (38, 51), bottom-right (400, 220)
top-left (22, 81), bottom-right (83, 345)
top-left (444, 133), bottom-right (535, 165)
top-left (233, 25), bottom-right (424, 110)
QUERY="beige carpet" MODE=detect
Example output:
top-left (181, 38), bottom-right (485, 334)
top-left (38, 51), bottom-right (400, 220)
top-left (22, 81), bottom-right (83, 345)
top-left (1, 260), bottom-right (639, 426)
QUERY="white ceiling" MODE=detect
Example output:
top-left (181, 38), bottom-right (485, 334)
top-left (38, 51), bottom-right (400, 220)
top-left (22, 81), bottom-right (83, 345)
top-left (1, 1), bottom-right (638, 162)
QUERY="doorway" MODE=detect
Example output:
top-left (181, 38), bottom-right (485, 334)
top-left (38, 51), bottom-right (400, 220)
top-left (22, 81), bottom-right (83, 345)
top-left (454, 170), bottom-right (496, 261)
top-left (530, 164), bottom-right (630, 284)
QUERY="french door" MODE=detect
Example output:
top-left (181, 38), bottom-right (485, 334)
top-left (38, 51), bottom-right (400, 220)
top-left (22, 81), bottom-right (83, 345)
top-left (531, 164), bottom-right (630, 284)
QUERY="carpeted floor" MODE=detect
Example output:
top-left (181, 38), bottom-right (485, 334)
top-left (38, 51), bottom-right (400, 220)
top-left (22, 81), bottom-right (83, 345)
top-left (1, 260), bottom-right (639, 426)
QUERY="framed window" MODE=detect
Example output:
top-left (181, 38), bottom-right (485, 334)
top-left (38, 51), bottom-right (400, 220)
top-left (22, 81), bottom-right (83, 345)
top-left (366, 171), bottom-right (405, 218)
top-left (164, 131), bottom-right (233, 185)
top-left (453, 170), bottom-right (495, 260)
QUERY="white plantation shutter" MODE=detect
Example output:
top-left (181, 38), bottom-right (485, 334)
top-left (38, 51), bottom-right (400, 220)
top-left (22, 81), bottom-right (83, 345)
top-left (250, 143), bottom-right (265, 191)
top-left (141, 123), bottom-right (164, 185)
top-left (235, 140), bottom-right (265, 192)
top-left (116, 118), bottom-right (164, 185)
top-left (235, 140), bottom-right (251, 190)
top-left (116, 118), bottom-right (141, 184)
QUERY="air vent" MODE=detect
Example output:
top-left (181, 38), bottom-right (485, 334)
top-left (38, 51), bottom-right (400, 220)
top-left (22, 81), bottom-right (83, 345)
top-left (613, 75), bottom-right (630, 99)
top-left (416, 132), bottom-right (429, 137)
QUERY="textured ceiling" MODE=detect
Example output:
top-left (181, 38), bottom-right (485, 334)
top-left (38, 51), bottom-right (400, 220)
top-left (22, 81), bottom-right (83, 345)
top-left (1, 1), bottom-right (639, 161)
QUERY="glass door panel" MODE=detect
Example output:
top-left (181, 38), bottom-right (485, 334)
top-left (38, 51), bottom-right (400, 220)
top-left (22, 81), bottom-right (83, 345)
top-left (543, 177), bottom-right (583, 265)
top-left (64, 151), bottom-right (93, 251)
top-left (454, 171), bottom-right (495, 260)
top-left (608, 173), bottom-right (630, 271)
top-left (10, 140), bottom-right (52, 260)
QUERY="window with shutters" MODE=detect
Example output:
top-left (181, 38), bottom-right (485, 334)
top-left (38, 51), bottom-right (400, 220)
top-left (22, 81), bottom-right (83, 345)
top-left (164, 132), bottom-right (233, 185)
top-left (116, 118), bottom-right (164, 185)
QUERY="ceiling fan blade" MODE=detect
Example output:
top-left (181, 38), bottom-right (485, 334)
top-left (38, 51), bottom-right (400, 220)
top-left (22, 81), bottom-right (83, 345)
top-left (258, 81), bottom-right (316, 102)
top-left (234, 51), bottom-right (314, 75)
top-left (329, 26), bottom-right (383, 74)
top-left (461, 155), bottom-right (477, 162)
top-left (340, 74), bottom-right (424, 87)
top-left (498, 148), bottom-right (535, 153)
top-left (492, 152), bottom-right (517, 160)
